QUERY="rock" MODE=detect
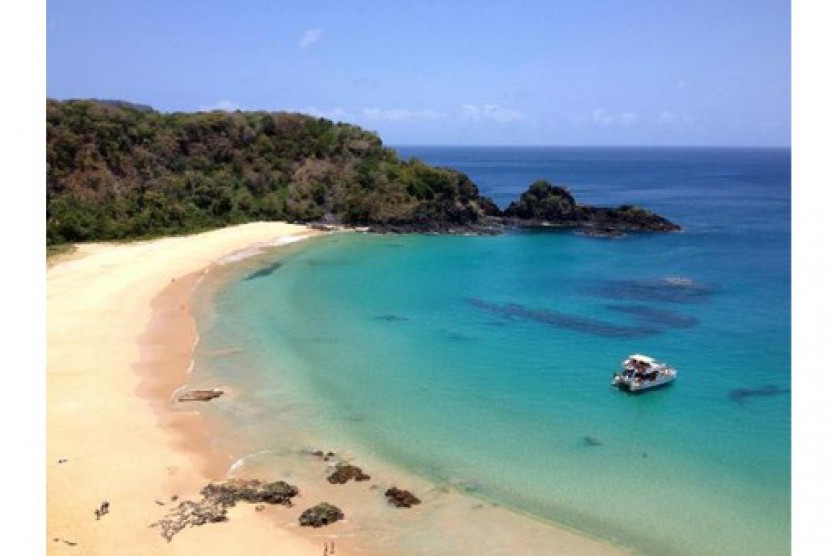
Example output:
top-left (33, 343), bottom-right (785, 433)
top-left (503, 180), bottom-right (681, 233)
top-left (200, 479), bottom-right (299, 507)
top-left (150, 479), bottom-right (300, 541)
top-left (178, 389), bottom-right (224, 402)
top-left (583, 436), bottom-right (602, 447)
top-left (327, 464), bottom-right (370, 484)
top-left (728, 384), bottom-right (789, 404)
top-left (385, 487), bottom-right (421, 508)
top-left (582, 227), bottom-right (625, 238)
top-left (298, 503), bottom-right (345, 527)
top-left (151, 498), bottom-right (229, 542)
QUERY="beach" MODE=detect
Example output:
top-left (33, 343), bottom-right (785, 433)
top-left (46, 222), bottom-right (626, 555)
top-left (46, 222), bottom-right (324, 555)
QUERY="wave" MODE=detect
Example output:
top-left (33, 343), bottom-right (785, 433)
top-left (216, 233), bottom-right (312, 265)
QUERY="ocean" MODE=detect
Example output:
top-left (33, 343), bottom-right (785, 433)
top-left (191, 147), bottom-right (791, 555)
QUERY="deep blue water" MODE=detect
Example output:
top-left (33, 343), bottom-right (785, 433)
top-left (195, 147), bottom-right (790, 555)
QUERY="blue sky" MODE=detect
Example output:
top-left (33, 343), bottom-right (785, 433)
top-left (47, 0), bottom-right (790, 146)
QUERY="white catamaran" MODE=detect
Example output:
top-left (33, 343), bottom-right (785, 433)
top-left (612, 354), bottom-right (677, 392)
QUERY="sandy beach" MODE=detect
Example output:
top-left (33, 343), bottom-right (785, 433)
top-left (47, 222), bottom-right (626, 555)
top-left (47, 222), bottom-right (324, 555)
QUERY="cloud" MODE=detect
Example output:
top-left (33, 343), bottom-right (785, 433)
top-left (592, 108), bottom-right (639, 126)
top-left (460, 104), bottom-right (524, 123)
top-left (302, 106), bottom-right (351, 120)
top-left (362, 108), bottom-right (443, 121)
top-left (657, 111), bottom-right (694, 125)
top-left (298, 28), bottom-right (323, 49)
top-left (199, 100), bottom-right (242, 112)
top-left (676, 78), bottom-right (688, 89)
top-left (300, 106), bottom-right (444, 123)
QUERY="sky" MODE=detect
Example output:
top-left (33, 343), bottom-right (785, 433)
top-left (46, 0), bottom-right (790, 146)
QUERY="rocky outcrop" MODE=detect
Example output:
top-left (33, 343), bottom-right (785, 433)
top-left (178, 389), bottom-right (224, 402)
top-left (298, 502), bottom-right (345, 527)
top-left (150, 479), bottom-right (299, 541)
top-left (385, 487), bottom-right (421, 508)
top-left (200, 479), bottom-right (299, 506)
top-left (327, 464), bottom-right (371, 484)
top-left (150, 498), bottom-right (229, 542)
top-left (502, 180), bottom-right (680, 234)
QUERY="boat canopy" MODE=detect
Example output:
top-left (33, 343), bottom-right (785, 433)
top-left (627, 354), bottom-right (656, 364)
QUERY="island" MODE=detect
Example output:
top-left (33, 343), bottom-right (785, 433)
top-left (47, 99), bottom-right (680, 246)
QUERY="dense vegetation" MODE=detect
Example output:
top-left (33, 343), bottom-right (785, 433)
top-left (503, 180), bottom-right (579, 220)
top-left (46, 100), bottom-right (500, 244)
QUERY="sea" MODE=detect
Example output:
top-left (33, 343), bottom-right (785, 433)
top-left (190, 147), bottom-right (791, 555)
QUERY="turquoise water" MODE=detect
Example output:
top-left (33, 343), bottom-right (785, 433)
top-left (194, 148), bottom-right (790, 555)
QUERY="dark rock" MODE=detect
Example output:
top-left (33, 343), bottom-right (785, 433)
top-left (244, 261), bottom-right (283, 281)
top-left (583, 436), bottom-right (602, 447)
top-left (503, 180), bottom-right (680, 233)
top-left (327, 464), bottom-right (370, 484)
top-left (606, 304), bottom-right (699, 329)
top-left (200, 479), bottom-right (299, 506)
top-left (581, 227), bottom-right (625, 238)
top-left (587, 278), bottom-right (716, 304)
top-left (151, 479), bottom-right (300, 541)
top-left (467, 297), bottom-right (659, 338)
top-left (375, 314), bottom-right (409, 322)
top-left (385, 487), bottom-right (421, 508)
top-left (178, 389), bottom-right (224, 402)
top-left (151, 498), bottom-right (229, 542)
top-left (728, 384), bottom-right (789, 404)
top-left (298, 502), bottom-right (345, 527)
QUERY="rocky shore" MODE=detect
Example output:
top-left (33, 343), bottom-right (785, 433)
top-left (351, 179), bottom-right (680, 237)
top-left (148, 451), bottom-right (422, 542)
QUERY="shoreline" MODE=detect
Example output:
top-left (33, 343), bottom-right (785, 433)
top-left (47, 222), bottom-right (628, 555)
top-left (46, 223), bottom-right (324, 555)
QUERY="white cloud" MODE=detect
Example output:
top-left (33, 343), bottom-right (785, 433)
top-left (460, 104), bottom-right (524, 123)
top-left (657, 111), bottom-right (694, 125)
top-left (362, 108), bottom-right (443, 121)
top-left (199, 100), bottom-right (242, 112)
top-left (676, 78), bottom-right (688, 89)
top-left (592, 108), bottom-right (639, 126)
top-left (300, 106), bottom-right (444, 123)
top-left (298, 28), bottom-right (323, 49)
top-left (301, 106), bottom-right (351, 120)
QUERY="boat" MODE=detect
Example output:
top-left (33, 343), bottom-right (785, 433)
top-left (612, 354), bottom-right (677, 392)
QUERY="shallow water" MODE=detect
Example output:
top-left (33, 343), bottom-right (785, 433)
top-left (192, 147), bottom-right (790, 555)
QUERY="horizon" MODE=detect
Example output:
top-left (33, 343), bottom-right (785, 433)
top-left (46, 1), bottom-right (790, 148)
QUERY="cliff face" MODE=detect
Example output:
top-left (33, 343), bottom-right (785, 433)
top-left (46, 100), bottom-right (679, 243)
top-left (503, 180), bottom-right (680, 235)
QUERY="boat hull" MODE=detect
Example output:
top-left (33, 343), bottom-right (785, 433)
top-left (612, 374), bottom-right (676, 393)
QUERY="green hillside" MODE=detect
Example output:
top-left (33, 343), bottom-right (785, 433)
top-left (46, 100), bottom-right (499, 244)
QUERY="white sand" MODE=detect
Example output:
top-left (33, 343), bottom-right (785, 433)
top-left (47, 223), bottom-right (323, 555)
